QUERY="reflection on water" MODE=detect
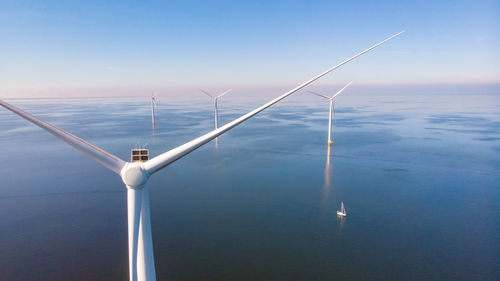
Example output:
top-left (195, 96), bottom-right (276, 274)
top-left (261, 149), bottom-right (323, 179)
top-left (338, 215), bottom-right (345, 231)
top-left (152, 127), bottom-right (158, 144)
top-left (323, 145), bottom-right (346, 232)
top-left (322, 146), bottom-right (332, 203)
top-left (212, 137), bottom-right (221, 165)
top-left (0, 92), bottom-right (499, 281)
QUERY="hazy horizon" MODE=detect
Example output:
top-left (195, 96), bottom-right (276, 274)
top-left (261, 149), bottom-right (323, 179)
top-left (2, 82), bottom-right (499, 99)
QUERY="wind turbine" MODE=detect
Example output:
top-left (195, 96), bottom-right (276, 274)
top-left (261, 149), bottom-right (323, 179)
top-left (0, 31), bottom-right (404, 281)
top-left (151, 93), bottom-right (157, 129)
top-left (309, 81), bottom-right (353, 146)
top-left (200, 88), bottom-right (231, 129)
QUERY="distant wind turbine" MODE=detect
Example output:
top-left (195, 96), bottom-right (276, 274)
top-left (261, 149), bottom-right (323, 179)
top-left (309, 81), bottom-right (352, 146)
top-left (0, 30), bottom-right (404, 281)
top-left (151, 93), bottom-right (157, 129)
top-left (200, 88), bottom-right (231, 129)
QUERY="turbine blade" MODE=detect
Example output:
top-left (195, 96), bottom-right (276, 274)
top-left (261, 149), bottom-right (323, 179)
top-left (308, 91), bottom-right (331, 100)
top-left (144, 31), bottom-right (404, 175)
top-left (0, 100), bottom-right (127, 174)
top-left (199, 89), bottom-right (213, 98)
top-left (127, 188), bottom-right (142, 281)
top-left (331, 81), bottom-right (353, 99)
top-left (216, 88), bottom-right (232, 99)
top-left (333, 104), bottom-right (336, 123)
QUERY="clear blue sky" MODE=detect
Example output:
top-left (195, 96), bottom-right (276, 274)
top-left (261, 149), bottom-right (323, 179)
top-left (0, 0), bottom-right (498, 96)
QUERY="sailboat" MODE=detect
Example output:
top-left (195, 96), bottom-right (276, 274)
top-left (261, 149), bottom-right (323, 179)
top-left (337, 201), bottom-right (346, 217)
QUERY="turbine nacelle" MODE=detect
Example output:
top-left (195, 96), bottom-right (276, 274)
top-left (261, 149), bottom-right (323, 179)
top-left (121, 162), bottom-right (149, 188)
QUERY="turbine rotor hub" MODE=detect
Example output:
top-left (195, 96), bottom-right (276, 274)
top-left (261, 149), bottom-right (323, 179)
top-left (121, 162), bottom-right (148, 188)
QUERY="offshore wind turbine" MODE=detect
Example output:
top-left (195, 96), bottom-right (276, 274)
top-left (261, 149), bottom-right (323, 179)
top-left (0, 31), bottom-right (404, 281)
top-left (200, 88), bottom-right (231, 129)
top-left (151, 93), bottom-right (157, 129)
top-left (309, 81), bottom-right (352, 146)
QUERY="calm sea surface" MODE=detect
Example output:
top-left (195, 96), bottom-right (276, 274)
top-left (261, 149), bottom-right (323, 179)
top-left (0, 90), bottom-right (499, 280)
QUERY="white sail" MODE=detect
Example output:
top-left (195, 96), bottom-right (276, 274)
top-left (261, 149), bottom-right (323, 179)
top-left (337, 201), bottom-right (346, 216)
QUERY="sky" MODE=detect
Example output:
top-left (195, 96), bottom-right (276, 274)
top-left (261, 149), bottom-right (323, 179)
top-left (0, 0), bottom-right (499, 97)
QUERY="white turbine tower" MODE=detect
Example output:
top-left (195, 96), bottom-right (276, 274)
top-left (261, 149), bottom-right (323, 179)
top-left (151, 93), bottom-right (157, 129)
top-left (0, 31), bottom-right (404, 281)
top-left (309, 81), bottom-right (353, 146)
top-left (200, 88), bottom-right (231, 129)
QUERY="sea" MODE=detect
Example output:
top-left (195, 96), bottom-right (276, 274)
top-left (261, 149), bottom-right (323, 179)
top-left (0, 86), bottom-right (499, 280)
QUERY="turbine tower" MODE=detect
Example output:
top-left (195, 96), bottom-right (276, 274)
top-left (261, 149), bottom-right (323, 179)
top-left (0, 31), bottom-right (404, 281)
top-left (151, 93), bottom-right (157, 129)
top-left (200, 88), bottom-right (231, 129)
top-left (309, 81), bottom-right (352, 146)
